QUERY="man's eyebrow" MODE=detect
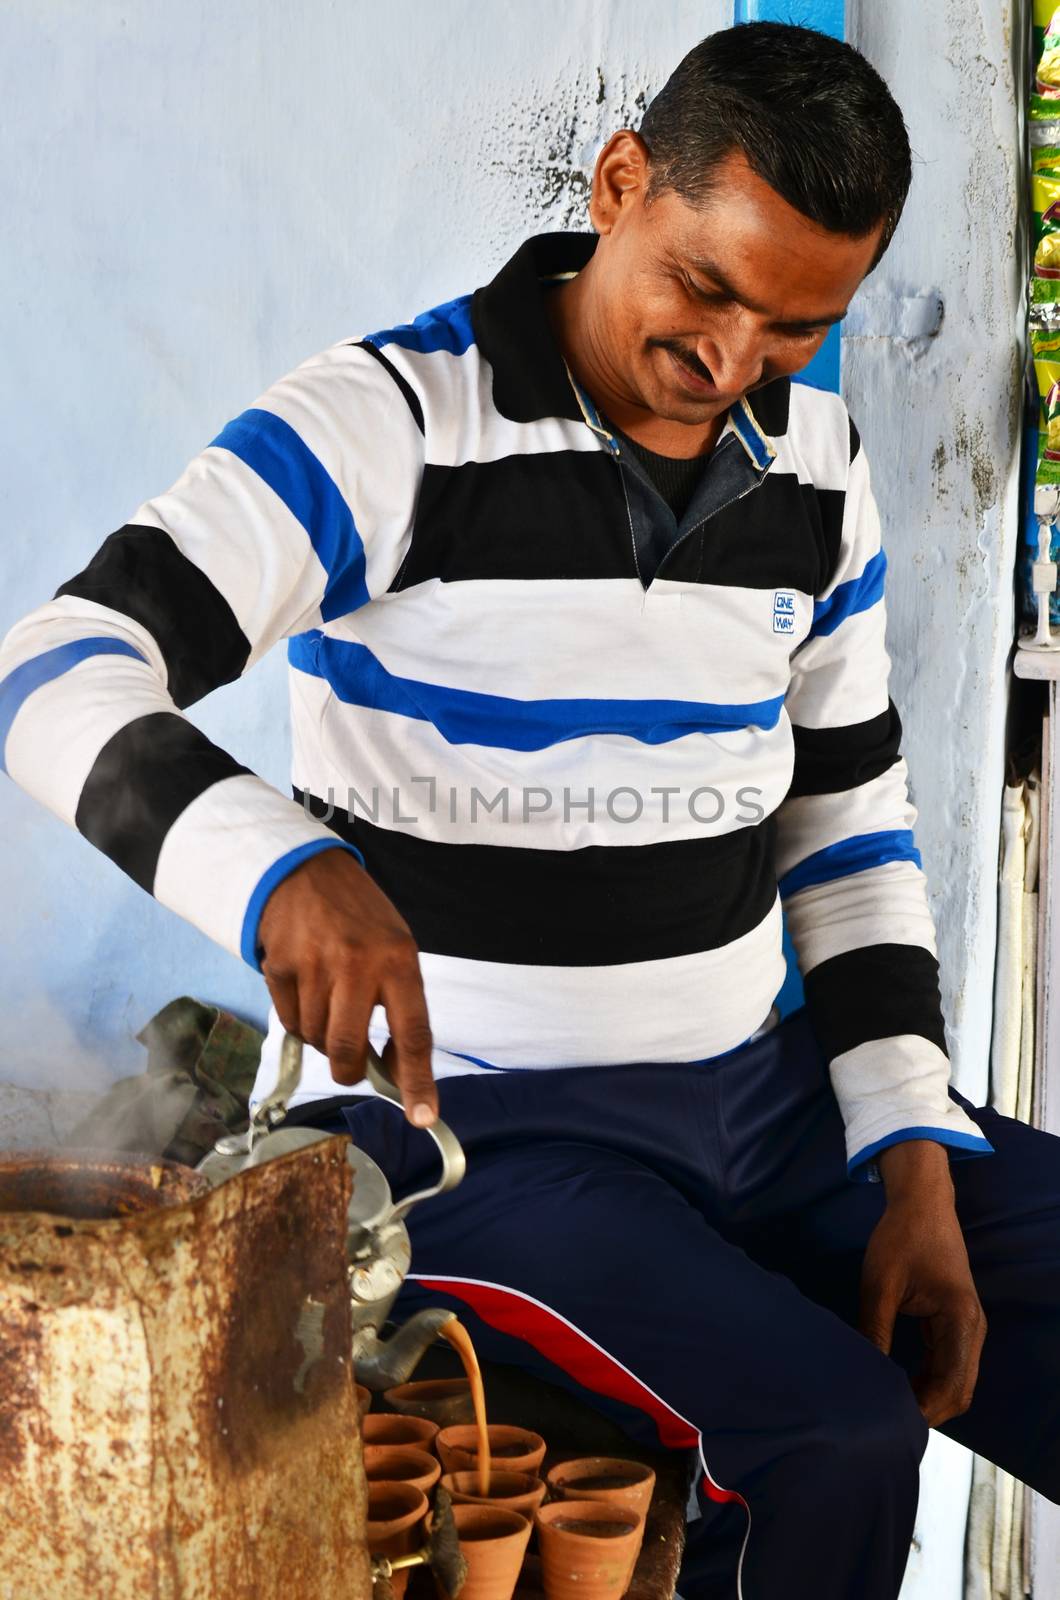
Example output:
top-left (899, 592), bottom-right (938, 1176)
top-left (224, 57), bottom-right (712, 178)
top-left (681, 254), bottom-right (848, 329)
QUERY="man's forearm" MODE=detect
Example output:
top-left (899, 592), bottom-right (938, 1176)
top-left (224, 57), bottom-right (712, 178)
top-left (877, 1137), bottom-right (955, 1204)
top-left (863, 1135), bottom-right (985, 1424)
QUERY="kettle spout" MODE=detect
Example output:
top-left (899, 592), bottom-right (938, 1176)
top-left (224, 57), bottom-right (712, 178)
top-left (354, 1306), bottom-right (457, 1391)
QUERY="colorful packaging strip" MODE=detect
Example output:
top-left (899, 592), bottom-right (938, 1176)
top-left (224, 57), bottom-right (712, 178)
top-left (1033, 5), bottom-right (1060, 121)
top-left (1036, 0), bottom-right (1058, 40)
top-left (1031, 134), bottom-right (1060, 297)
top-left (1031, 326), bottom-right (1060, 495)
top-left (1027, 13), bottom-right (1060, 625)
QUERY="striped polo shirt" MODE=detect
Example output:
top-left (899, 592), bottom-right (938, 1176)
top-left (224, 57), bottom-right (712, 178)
top-left (0, 231), bottom-right (992, 1176)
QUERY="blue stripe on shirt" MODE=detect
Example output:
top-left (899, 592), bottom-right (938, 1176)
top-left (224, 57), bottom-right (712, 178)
top-left (364, 294), bottom-right (476, 357)
top-left (810, 549), bottom-right (887, 639)
top-left (0, 637), bottom-right (148, 775)
top-left (848, 1125), bottom-right (995, 1182)
top-left (288, 631), bottom-right (786, 751)
top-left (211, 409), bottom-right (370, 621)
top-left (778, 828), bottom-right (922, 899)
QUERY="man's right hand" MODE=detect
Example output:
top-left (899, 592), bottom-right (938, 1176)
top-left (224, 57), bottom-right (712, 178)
top-left (256, 849), bottom-right (438, 1127)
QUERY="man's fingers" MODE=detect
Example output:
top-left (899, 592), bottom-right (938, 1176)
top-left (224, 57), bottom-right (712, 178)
top-left (268, 969), bottom-right (371, 1086)
top-left (297, 976), bottom-right (332, 1060)
top-left (380, 950), bottom-right (437, 1126)
top-left (263, 969), bottom-right (302, 1040)
top-left (859, 1272), bottom-right (902, 1357)
top-left (324, 979), bottom-right (377, 1086)
top-left (259, 853), bottom-right (435, 1123)
top-left (913, 1299), bottom-right (986, 1426)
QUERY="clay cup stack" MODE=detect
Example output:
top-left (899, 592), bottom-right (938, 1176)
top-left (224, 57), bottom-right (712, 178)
top-left (361, 1394), bottom-right (656, 1599)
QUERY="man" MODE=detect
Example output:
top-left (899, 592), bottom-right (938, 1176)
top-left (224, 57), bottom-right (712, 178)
top-left (1, 21), bottom-right (1057, 1599)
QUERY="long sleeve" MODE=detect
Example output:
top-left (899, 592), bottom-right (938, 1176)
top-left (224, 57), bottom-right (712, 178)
top-left (0, 340), bottom-right (424, 967)
top-left (775, 416), bottom-right (994, 1179)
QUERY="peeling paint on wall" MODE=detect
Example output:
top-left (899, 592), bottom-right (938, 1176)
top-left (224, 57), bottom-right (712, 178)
top-left (482, 67), bottom-right (655, 230)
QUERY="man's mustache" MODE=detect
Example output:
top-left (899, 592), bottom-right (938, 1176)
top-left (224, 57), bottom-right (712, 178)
top-left (650, 340), bottom-right (770, 396)
top-left (651, 339), bottom-right (716, 386)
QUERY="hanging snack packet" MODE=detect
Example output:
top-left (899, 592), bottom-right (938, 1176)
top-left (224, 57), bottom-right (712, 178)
top-left (1032, 325), bottom-right (1060, 487)
top-left (1032, 159), bottom-right (1060, 299)
top-left (1036, 0), bottom-right (1060, 52)
top-left (1030, 132), bottom-right (1060, 301)
top-left (1029, 12), bottom-right (1060, 622)
top-left (1033, 5), bottom-right (1060, 121)
top-left (1036, 232), bottom-right (1060, 288)
top-left (1026, 339), bottom-right (1060, 623)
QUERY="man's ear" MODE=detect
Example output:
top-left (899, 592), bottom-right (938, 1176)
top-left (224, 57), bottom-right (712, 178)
top-left (589, 130), bottom-right (651, 236)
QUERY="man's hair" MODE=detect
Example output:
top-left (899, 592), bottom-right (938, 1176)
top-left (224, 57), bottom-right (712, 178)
top-left (639, 23), bottom-right (912, 263)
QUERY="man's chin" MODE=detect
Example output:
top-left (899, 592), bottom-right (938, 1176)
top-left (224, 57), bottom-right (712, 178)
top-left (649, 389), bottom-right (733, 425)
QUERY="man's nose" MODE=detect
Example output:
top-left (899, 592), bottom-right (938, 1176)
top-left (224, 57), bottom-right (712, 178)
top-left (696, 328), bottom-right (765, 399)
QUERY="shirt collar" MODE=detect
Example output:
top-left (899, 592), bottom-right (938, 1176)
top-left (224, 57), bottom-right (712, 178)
top-left (471, 231), bottom-right (787, 468)
top-left (471, 232), bottom-right (593, 423)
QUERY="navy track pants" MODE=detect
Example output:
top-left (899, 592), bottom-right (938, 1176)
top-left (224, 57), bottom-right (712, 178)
top-left (302, 1010), bottom-right (1060, 1599)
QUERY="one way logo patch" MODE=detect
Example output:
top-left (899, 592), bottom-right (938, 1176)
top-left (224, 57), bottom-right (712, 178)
top-left (772, 590), bottom-right (796, 635)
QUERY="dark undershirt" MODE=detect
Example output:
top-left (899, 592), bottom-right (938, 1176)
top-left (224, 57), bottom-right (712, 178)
top-left (604, 418), bottom-right (711, 520)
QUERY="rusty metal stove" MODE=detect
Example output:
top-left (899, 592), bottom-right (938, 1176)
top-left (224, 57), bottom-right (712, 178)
top-left (0, 1141), bottom-right (372, 1600)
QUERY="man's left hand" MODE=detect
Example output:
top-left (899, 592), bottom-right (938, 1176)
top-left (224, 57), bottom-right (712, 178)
top-left (859, 1139), bottom-right (986, 1427)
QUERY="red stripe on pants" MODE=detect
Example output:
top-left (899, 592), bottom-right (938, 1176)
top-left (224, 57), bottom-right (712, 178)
top-left (415, 1274), bottom-right (747, 1509)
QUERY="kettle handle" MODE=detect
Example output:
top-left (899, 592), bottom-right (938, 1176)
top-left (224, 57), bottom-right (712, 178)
top-left (259, 1030), bottom-right (306, 1133)
top-left (365, 1044), bottom-right (467, 1222)
top-left (253, 1032), bottom-right (466, 1222)
top-left (212, 1030), bottom-right (306, 1158)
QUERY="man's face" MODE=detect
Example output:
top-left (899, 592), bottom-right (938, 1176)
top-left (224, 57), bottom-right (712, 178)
top-left (586, 139), bottom-right (885, 424)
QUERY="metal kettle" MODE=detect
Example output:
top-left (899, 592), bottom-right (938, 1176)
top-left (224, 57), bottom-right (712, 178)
top-left (198, 1033), bottom-right (466, 1388)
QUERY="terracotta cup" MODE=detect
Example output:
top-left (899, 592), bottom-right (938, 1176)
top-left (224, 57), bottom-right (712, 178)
top-left (364, 1444), bottom-right (441, 1497)
top-left (546, 1456), bottom-right (656, 1520)
top-left (354, 1383), bottom-right (372, 1423)
top-left (366, 1481), bottom-right (428, 1600)
top-left (362, 1411), bottom-right (439, 1451)
top-left (437, 1424), bottom-right (547, 1478)
top-left (441, 1469), bottom-right (547, 1519)
top-left (534, 1500), bottom-right (644, 1600)
top-left (446, 1503), bottom-right (532, 1600)
top-left (384, 1376), bottom-right (474, 1426)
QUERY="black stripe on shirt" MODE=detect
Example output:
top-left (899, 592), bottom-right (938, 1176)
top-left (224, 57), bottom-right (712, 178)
top-left (395, 454), bottom-right (842, 593)
top-left (355, 340), bottom-right (426, 435)
top-left (747, 378), bottom-right (791, 440)
top-left (788, 703), bottom-right (904, 798)
top-left (394, 451), bottom-right (634, 588)
top-left (56, 525), bottom-right (251, 708)
top-left (803, 943), bottom-right (948, 1060)
top-left (681, 473), bottom-right (841, 594)
top-left (77, 713), bottom-right (251, 892)
top-left (296, 791), bottom-right (778, 966)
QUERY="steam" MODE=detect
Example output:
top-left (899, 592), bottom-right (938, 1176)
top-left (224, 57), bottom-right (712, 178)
top-left (0, 996), bottom-right (115, 1153)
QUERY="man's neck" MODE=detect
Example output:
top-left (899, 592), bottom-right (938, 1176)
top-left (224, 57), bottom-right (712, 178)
top-left (545, 266), bottom-right (726, 460)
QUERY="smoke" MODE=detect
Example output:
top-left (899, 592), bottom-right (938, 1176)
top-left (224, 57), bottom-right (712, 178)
top-left (0, 1083), bottom-right (101, 1152)
top-left (0, 995), bottom-right (115, 1153)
